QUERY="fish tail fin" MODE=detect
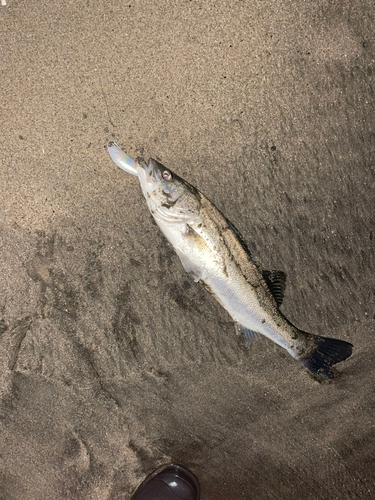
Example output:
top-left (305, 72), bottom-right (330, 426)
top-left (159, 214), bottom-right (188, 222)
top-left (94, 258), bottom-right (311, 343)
top-left (298, 334), bottom-right (353, 379)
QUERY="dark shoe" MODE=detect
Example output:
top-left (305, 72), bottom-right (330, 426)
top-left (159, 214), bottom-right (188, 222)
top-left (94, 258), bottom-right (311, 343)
top-left (131, 464), bottom-right (200, 500)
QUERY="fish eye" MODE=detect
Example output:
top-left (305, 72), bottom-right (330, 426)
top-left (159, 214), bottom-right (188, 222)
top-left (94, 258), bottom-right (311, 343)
top-left (163, 170), bottom-right (172, 180)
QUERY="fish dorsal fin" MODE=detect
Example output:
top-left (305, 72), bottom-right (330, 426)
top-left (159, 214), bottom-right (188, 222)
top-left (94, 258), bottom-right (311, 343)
top-left (262, 270), bottom-right (287, 307)
top-left (235, 323), bottom-right (261, 347)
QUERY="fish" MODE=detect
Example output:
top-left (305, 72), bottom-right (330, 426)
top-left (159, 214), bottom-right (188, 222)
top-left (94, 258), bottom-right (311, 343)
top-left (107, 145), bottom-right (353, 379)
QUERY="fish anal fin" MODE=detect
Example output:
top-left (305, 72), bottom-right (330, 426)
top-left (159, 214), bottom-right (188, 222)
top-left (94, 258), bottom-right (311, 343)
top-left (262, 270), bottom-right (287, 307)
top-left (235, 323), bottom-right (261, 348)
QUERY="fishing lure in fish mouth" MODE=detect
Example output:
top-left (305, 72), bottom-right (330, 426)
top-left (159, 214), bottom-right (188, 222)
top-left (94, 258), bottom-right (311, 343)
top-left (106, 141), bottom-right (139, 176)
top-left (107, 143), bottom-right (353, 380)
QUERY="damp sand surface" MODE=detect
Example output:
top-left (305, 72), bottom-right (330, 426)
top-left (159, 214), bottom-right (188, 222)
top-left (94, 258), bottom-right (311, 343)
top-left (0, 1), bottom-right (374, 498)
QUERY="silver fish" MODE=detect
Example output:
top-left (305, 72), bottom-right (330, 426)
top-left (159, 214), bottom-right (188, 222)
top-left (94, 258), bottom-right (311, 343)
top-left (108, 146), bottom-right (353, 379)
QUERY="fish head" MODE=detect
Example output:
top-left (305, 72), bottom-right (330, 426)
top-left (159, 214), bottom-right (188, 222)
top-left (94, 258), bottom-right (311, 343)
top-left (137, 158), bottom-right (201, 224)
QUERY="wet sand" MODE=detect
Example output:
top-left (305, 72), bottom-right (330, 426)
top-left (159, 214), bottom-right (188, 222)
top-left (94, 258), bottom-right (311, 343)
top-left (0, 1), bottom-right (374, 498)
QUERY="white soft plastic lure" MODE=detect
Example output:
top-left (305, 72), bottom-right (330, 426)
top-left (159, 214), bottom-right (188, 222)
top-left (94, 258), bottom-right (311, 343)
top-left (106, 141), bottom-right (138, 176)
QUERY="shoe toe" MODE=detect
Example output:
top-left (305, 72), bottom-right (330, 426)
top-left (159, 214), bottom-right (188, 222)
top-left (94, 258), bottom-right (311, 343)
top-left (131, 464), bottom-right (200, 500)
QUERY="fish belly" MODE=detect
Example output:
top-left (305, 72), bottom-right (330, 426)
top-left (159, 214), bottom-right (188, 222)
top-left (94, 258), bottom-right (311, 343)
top-left (204, 271), bottom-right (294, 353)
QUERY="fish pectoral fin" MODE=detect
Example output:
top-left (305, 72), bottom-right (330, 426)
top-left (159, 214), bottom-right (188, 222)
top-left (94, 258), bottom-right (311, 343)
top-left (175, 248), bottom-right (202, 282)
top-left (235, 323), bottom-right (261, 348)
top-left (262, 270), bottom-right (287, 307)
top-left (183, 224), bottom-right (210, 249)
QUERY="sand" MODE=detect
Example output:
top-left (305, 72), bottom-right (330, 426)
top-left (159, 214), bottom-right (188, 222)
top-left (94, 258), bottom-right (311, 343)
top-left (0, 0), bottom-right (374, 498)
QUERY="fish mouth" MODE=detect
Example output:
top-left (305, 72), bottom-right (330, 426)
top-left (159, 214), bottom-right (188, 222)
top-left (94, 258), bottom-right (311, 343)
top-left (137, 158), bottom-right (161, 187)
top-left (136, 158), bottom-right (162, 203)
top-left (139, 158), bottom-right (162, 181)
